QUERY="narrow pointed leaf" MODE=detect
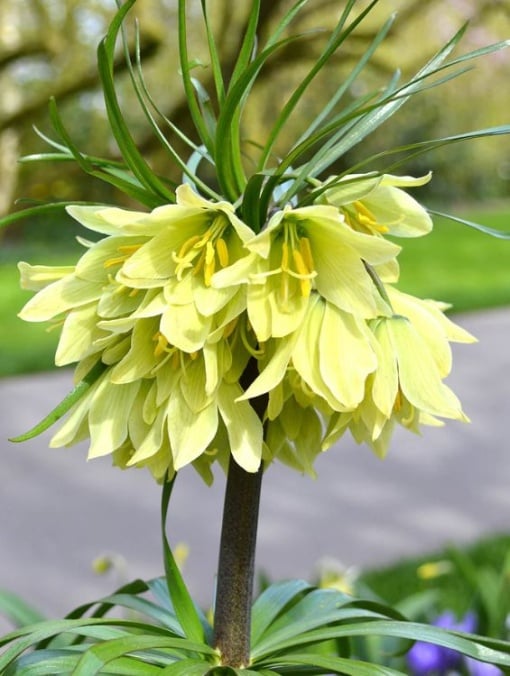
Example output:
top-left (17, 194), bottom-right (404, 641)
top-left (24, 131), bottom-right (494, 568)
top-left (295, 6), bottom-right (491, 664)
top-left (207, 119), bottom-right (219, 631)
top-left (429, 209), bottom-right (510, 239)
top-left (251, 580), bottom-right (312, 647)
top-left (161, 479), bottom-right (206, 644)
top-left (9, 361), bottom-right (106, 442)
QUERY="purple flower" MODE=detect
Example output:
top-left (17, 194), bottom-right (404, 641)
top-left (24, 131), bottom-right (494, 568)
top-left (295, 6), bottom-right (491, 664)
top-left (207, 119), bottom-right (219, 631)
top-left (407, 611), bottom-right (477, 675)
top-left (465, 656), bottom-right (503, 676)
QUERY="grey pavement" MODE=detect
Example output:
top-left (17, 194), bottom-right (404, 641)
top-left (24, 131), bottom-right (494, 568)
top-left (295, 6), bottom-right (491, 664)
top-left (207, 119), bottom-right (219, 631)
top-left (1, 308), bottom-right (510, 632)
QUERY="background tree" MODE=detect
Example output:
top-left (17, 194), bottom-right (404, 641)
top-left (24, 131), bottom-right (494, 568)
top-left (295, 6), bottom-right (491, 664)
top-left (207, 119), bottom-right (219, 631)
top-left (0, 0), bottom-right (508, 235)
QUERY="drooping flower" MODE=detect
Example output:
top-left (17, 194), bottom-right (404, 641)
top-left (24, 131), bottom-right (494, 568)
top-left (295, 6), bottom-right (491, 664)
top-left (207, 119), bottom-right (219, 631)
top-left (70, 183), bottom-right (255, 352)
top-left (213, 203), bottom-right (400, 342)
top-left (321, 286), bottom-right (475, 458)
top-left (320, 172), bottom-right (433, 238)
top-left (17, 186), bottom-right (266, 480)
top-left (239, 293), bottom-right (378, 413)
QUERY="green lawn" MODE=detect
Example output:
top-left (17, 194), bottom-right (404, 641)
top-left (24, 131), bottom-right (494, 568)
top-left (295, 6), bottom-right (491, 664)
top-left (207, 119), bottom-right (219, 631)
top-left (395, 207), bottom-right (510, 312)
top-left (0, 205), bottom-right (509, 377)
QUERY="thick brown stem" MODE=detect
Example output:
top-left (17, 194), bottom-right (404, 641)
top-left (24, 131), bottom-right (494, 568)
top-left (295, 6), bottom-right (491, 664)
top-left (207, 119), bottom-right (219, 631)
top-left (213, 359), bottom-right (266, 667)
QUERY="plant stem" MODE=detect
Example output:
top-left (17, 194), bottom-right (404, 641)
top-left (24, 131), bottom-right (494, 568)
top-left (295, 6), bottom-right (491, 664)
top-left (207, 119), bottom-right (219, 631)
top-left (213, 458), bottom-right (263, 667)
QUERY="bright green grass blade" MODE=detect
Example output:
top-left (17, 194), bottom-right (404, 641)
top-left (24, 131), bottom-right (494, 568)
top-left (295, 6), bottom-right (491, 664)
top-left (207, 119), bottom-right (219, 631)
top-left (304, 30), bottom-right (509, 181)
top-left (64, 578), bottom-right (150, 621)
top-left (0, 590), bottom-right (45, 628)
top-left (98, 0), bottom-right (174, 204)
top-left (48, 99), bottom-right (161, 208)
top-left (255, 620), bottom-right (510, 668)
top-left (178, 0), bottom-right (214, 154)
top-left (73, 592), bottom-right (183, 635)
top-left (5, 649), bottom-right (82, 676)
top-left (215, 31), bottom-right (316, 200)
top-left (160, 658), bottom-right (215, 674)
top-left (251, 591), bottom-right (405, 659)
top-left (337, 125), bottom-right (510, 185)
top-left (289, 23), bottom-right (471, 187)
top-left (264, 652), bottom-right (405, 675)
top-left (191, 75), bottom-right (217, 142)
top-left (200, 1), bottom-right (225, 105)
top-left (161, 479), bottom-right (206, 645)
top-left (257, 0), bottom-right (382, 173)
top-left (0, 618), bottom-right (128, 670)
top-left (9, 650), bottom-right (164, 676)
top-left (250, 580), bottom-right (312, 647)
top-left (291, 0), bottom-right (383, 145)
top-left (72, 634), bottom-right (215, 675)
top-left (227, 0), bottom-right (260, 91)
top-left (0, 201), bottom-right (87, 229)
top-left (128, 31), bottom-right (221, 202)
top-left (428, 209), bottom-right (510, 239)
top-left (9, 360), bottom-right (106, 442)
top-left (147, 578), bottom-right (214, 647)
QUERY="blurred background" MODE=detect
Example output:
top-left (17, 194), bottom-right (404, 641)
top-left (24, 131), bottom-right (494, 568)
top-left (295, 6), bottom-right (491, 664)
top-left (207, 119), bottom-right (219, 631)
top-left (0, 0), bottom-right (509, 376)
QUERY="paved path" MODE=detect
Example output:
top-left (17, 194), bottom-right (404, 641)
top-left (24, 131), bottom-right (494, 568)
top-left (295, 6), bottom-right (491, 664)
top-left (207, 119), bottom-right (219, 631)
top-left (1, 308), bottom-right (509, 631)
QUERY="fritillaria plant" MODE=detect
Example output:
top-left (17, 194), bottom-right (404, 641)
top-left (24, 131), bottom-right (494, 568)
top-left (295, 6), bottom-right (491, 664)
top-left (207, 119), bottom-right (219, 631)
top-left (1, 0), bottom-right (510, 673)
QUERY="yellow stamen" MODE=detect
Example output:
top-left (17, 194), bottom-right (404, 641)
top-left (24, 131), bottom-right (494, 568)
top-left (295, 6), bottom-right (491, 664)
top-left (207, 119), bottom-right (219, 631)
top-left (104, 244), bottom-right (142, 269)
top-left (299, 237), bottom-right (315, 274)
top-left (177, 235), bottom-right (202, 259)
top-left (192, 248), bottom-right (207, 277)
top-left (118, 244), bottom-right (143, 255)
top-left (216, 237), bottom-right (229, 268)
top-left (153, 332), bottom-right (169, 358)
top-left (128, 288), bottom-right (140, 297)
top-left (204, 241), bottom-right (216, 287)
top-left (292, 249), bottom-right (311, 297)
top-left (354, 200), bottom-right (389, 233)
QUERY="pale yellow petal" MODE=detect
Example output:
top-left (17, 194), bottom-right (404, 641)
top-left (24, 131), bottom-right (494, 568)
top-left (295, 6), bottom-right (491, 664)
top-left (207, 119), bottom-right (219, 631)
top-left (218, 382), bottom-right (263, 472)
top-left (88, 379), bottom-right (141, 458)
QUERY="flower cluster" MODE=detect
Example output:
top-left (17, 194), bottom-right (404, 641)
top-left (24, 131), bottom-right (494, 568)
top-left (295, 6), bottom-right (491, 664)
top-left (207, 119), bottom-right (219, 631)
top-left (19, 174), bottom-right (474, 481)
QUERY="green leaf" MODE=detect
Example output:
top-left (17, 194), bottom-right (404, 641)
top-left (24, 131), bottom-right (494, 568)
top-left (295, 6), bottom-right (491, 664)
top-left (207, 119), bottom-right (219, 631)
top-left (178, 0), bottom-right (214, 155)
top-left (161, 658), bottom-right (215, 674)
top-left (200, 0), bottom-right (225, 105)
top-left (125, 28), bottom-right (220, 203)
top-left (267, 652), bottom-right (405, 675)
top-left (257, 0), bottom-right (383, 174)
top-left (9, 360), bottom-right (106, 442)
top-left (251, 588), bottom-right (362, 659)
top-left (0, 590), bottom-right (46, 628)
top-left (161, 479), bottom-right (207, 644)
top-left (72, 634), bottom-right (214, 675)
top-left (251, 580), bottom-right (312, 647)
top-left (255, 620), bottom-right (510, 668)
top-left (97, 0), bottom-right (174, 204)
top-left (48, 99), bottom-right (162, 208)
top-left (9, 650), bottom-right (163, 676)
top-left (215, 31), bottom-right (317, 201)
top-left (429, 209), bottom-right (510, 239)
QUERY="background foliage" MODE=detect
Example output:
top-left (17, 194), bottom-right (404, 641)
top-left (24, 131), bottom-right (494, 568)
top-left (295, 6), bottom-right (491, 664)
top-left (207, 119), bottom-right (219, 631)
top-left (1, 0), bottom-right (509, 225)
